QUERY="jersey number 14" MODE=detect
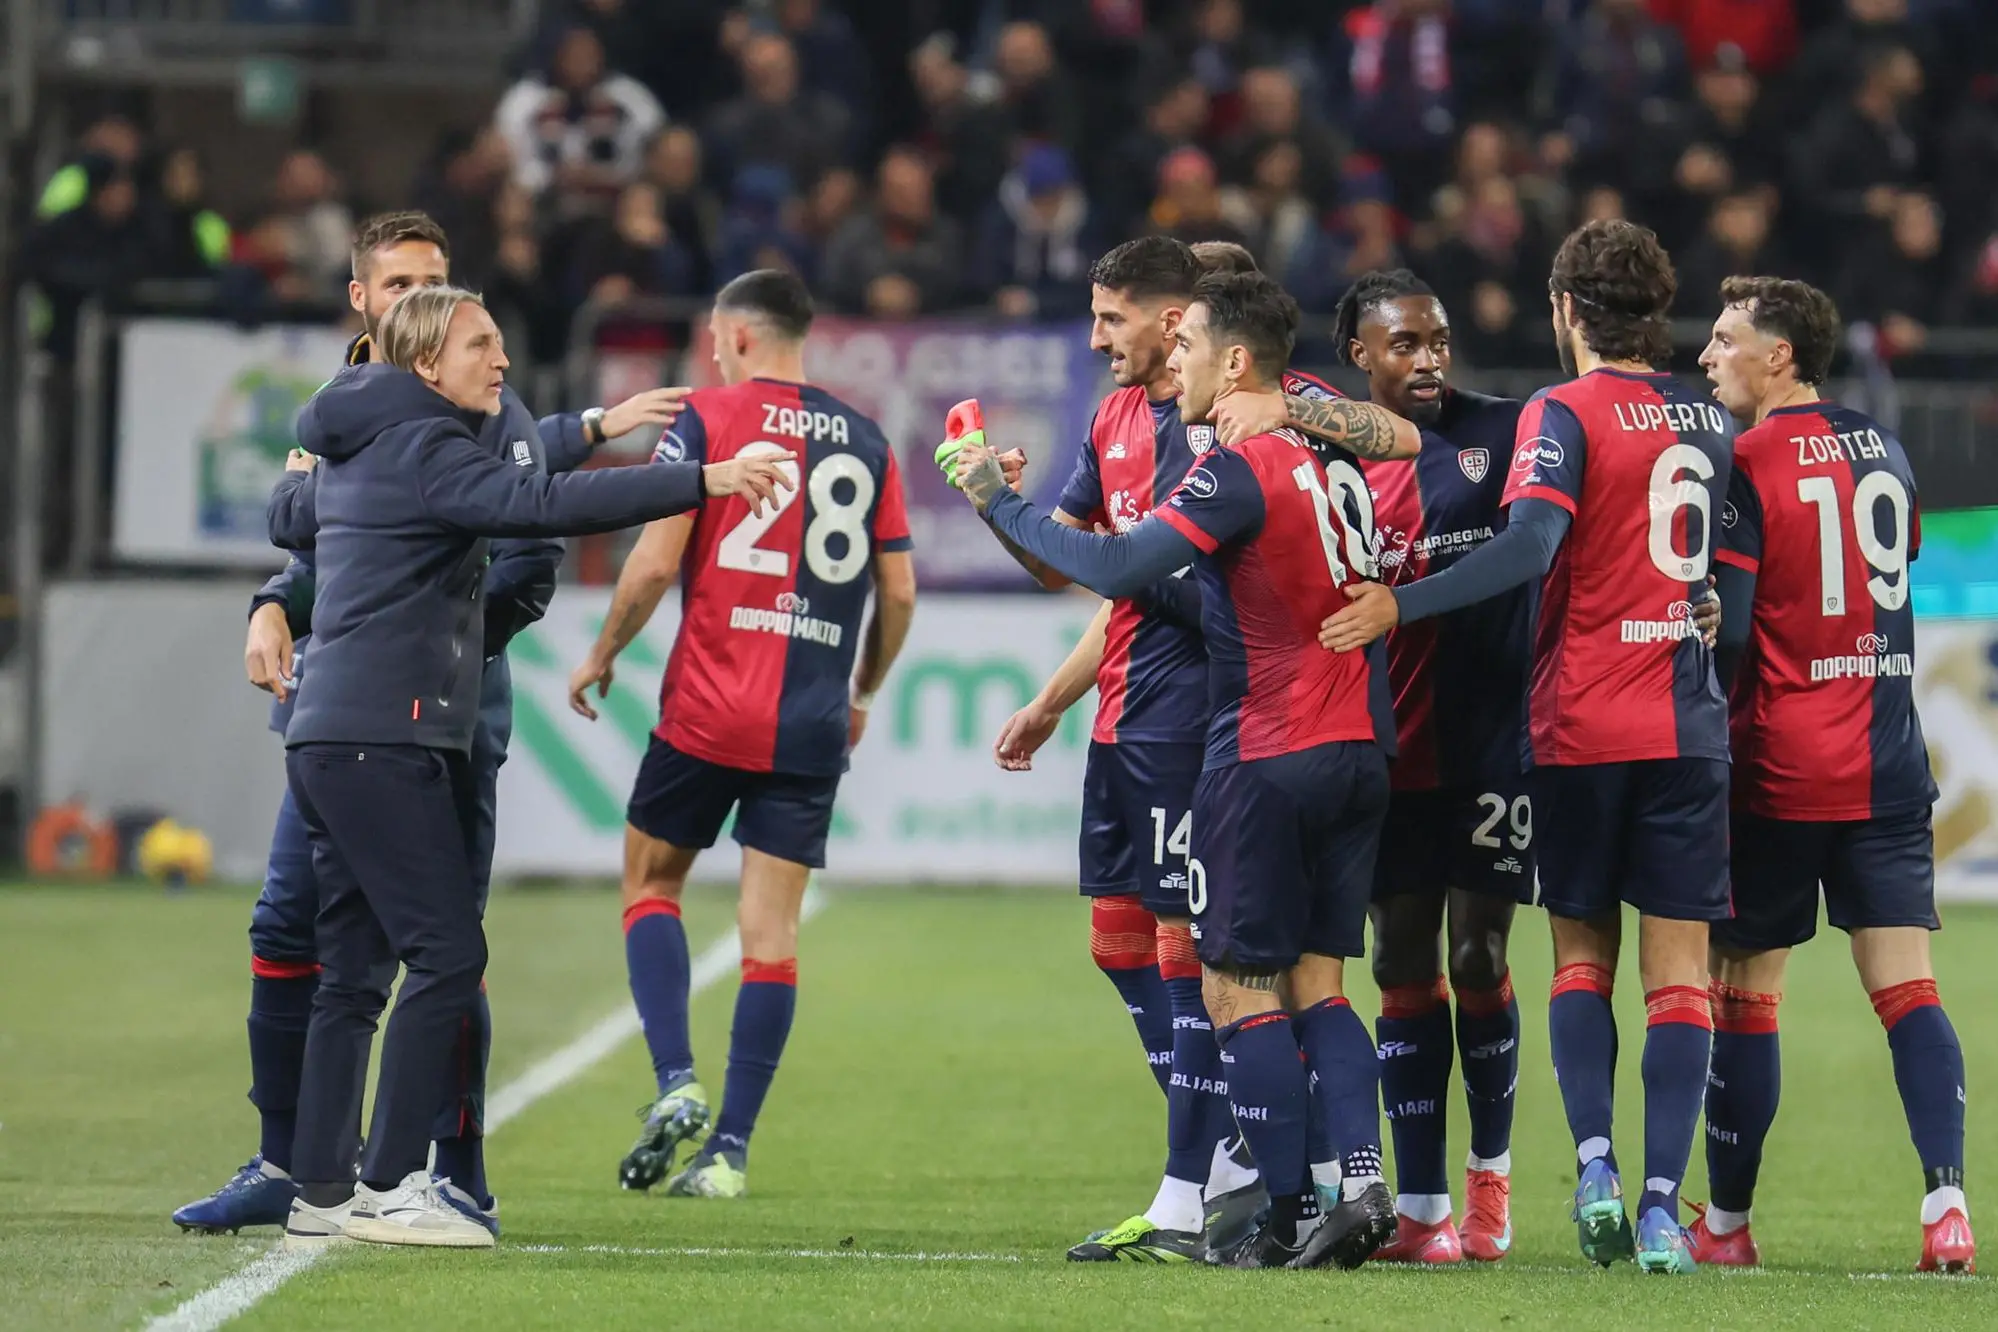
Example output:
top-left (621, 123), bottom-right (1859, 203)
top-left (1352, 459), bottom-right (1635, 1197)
top-left (716, 440), bottom-right (877, 585)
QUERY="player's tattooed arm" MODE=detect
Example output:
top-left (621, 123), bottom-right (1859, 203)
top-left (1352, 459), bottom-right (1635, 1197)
top-left (1282, 393), bottom-right (1420, 460)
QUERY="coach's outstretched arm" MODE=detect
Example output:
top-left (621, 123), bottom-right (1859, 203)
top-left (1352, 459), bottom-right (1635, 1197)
top-left (415, 425), bottom-right (792, 537)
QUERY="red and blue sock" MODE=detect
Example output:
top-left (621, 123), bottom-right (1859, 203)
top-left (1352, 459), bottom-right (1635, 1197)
top-left (247, 957), bottom-right (318, 1173)
top-left (1374, 979), bottom-right (1452, 1197)
top-left (1548, 962), bottom-right (1619, 1173)
top-left (1872, 979), bottom-right (1966, 1190)
top-left (1705, 981), bottom-right (1781, 1214)
top-left (1455, 973), bottom-right (1520, 1164)
top-left (1158, 924), bottom-right (1227, 1188)
top-left (1091, 896), bottom-right (1173, 1095)
top-left (1297, 996), bottom-right (1386, 1189)
top-left (709, 958), bottom-right (798, 1157)
top-left (623, 898), bottom-right (695, 1091)
top-left (1639, 985), bottom-right (1713, 1222)
top-left (1216, 1010), bottom-right (1311, 1199)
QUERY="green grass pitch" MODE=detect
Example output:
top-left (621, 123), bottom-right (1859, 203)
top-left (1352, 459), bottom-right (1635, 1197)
top-left (4, 881), bottom-right (1997, 1330)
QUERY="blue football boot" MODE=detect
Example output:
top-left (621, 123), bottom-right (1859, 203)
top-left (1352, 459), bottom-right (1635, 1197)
top-left (173, 1155), bottom-right (300, 1233)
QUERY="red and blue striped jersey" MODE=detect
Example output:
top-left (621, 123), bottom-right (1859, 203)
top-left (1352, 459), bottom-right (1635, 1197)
top-left (1718, 401), bottom-right (1935, 820)
top-left (650, 377), bottom-right (912, 776)
top-left (1500, 369), bottom-right (1734, 766)
top-left (1362, 388), bottom-right (1528, 789)
top-left (1058, 385), bottom-right (1207, 745)
top-left (1154, 428), bottom-right (1392, 767)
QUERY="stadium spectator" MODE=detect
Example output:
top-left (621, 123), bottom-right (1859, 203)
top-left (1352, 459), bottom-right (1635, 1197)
top-left (1419, 166), bottom-right (1550, 365)
top-left (970, 144), bottom-right (1096, 319)
top-left (1145, 145), bottom-right (1251, 250)
top-left (1937, 81), bottom-right (1998, 258)
top-left (1098, 74), bottom-right (1211, 238)
top-left (1218, 140), bottom-right (1325, 297)
top-left (1340, 0), bottom-right (1460, 212)
top-left (713, 165), bottom-right (813, 287)
top-left (1544, 0), bottom-right (1689, 201)
top-left (265, 150), bottom-right (356, 300)
top-left (1787, 42), bottom-right (1926, 271)
top-left (1169, 0), bottom-right (1281, 140)
top-left (1217, 66), bottom-right (1350, 211)
top-left (1675, 190), bottom-right (1787, 317)
top-left (146, 147), bottom-right (233, 281)
top-left (1840, 190), bottom-right (1945, 357)
top-left (1660, 49), bottom-right (1779, 242)
top-left (568, 181), bottom-right (702, 309)
top-left (20, 154), bottom-right (154, 356)
top-left (1647, 0), bottom-right (1800, 75)
top-left (35, 113), bottom-right (144, 221)
top-left (485, 193), bottom-right (568, 366)
top-left (494, 25), bottom-right (665, 209)
top-left (769, 0), bottom-right (876, 138)
top-left (703, 32), bottom-right (853, 193)
top-left (643, 126), bottom-right (722, 294)
top-left (1577, 183), bottom-right (1629, 225)
top-left (820, 147), bottom-right (964, 316)
top-left (412, 129), bottom-right (513, 292)
top-left (907, 33), bottom-right (1013, 227)
top-left (1943, 223), bottom-right (1998, 329)
top-left (1786, 0), bottom-right (1948, 111)
top-left (989, 20), bottom-right (1084, 155)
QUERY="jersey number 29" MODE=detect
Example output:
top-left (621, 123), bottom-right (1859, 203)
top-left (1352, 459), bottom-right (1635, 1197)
top-left (716, 440), bottom-right (876, 585)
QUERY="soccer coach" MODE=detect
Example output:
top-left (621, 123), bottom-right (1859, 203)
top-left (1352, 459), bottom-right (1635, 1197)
top-left (276, 286), bottom-right (792, 1249)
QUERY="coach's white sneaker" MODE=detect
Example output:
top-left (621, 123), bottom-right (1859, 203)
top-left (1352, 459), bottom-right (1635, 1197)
top-left (282, 1193), bottom-right (359, 1251)
top-left (342, 1171), bottom-right (497, 1248)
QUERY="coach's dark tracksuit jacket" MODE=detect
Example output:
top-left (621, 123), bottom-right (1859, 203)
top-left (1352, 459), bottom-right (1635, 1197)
top-left (273, 364), bottom-right (703, 751)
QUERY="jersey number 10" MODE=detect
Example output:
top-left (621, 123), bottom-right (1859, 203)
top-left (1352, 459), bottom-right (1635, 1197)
top-left (1294, 458), bottom-right (1379, 586)
top-left (716, 440), bottom-right (877, 586)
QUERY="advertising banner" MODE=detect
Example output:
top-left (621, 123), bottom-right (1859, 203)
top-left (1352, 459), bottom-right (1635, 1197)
top-left (492, 592), bottom-right (1105, 882)
top-left (673, 316), bottom-right (1111, 590)
top-left (1918, 622), bottom-right (1998, 901)
top-left (114, 319), bottom-right (352, 567)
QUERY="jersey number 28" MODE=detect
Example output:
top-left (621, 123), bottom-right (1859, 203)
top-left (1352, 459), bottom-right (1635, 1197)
top-left (716, 440), bottom-right (876, 585)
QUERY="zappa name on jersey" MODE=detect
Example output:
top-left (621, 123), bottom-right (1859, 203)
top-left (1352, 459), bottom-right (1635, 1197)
top-left (728, 590), bottom-right (844, 647)
top-left (762, 402), bottom-right (852, 444)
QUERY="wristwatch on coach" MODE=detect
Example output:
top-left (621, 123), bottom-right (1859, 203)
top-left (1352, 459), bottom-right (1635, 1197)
top-left (581, 406), bottom-right (607, 445)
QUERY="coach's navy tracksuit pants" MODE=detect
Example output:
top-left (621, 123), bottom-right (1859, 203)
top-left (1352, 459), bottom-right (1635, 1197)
top-left (284, 743), bottom-right (490, 1189)
top-left (250, 748), bottom-right (499, 1148)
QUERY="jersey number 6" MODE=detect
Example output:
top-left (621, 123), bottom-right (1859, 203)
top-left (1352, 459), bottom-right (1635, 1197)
top-left (716, 440), bottom-right (877, 586)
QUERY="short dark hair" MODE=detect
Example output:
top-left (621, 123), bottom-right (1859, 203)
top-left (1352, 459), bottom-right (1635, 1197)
top-left (1089, 236), bottom-right (1202, 304)
top-left (1548, 219), bottom-right (1677, 368)
top-left (1720, 275), bottom-right (1841, 387)
top-left (1190, 239), bottom-right (1259, 277)
top-left (351, 210), bottom-right (450, 278)
top-left (715, 267), bottom-right (815, 340)
top-left (1331, 268), bottom-right (1437, 365)
top-left (1191, 271), bottom-right (1299, 383)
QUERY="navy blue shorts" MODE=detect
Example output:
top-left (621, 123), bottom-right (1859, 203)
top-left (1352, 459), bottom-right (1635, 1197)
top-left (1373, 782), bottom-right (1537, 904)
top-left (1078, 739), bottom-right (1205, 917)
top-left (1715, 806), bottom-right (1938, 952)
top-left (1191, 741), bottom-right (1389, 971)
top-left (626, 738), bottom-right (841, 869)
top-left (1531, 758), bottom-right (1732, 922)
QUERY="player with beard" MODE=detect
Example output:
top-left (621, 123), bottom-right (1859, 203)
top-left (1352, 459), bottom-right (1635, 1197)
top-left (952, 271), bottom-right (1400, 1269)
top-left (952, 239), bottom-right (1416, 1261)
top-left (1323, 222), bottom-right (1735, 1275)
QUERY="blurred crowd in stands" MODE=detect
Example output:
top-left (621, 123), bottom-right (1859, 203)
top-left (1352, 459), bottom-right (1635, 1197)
top-left (18, 0), bottom-right (1998, 370)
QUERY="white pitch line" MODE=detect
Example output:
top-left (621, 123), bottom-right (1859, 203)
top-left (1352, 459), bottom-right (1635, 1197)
top-left (512, 1243), bottom-right (1022, 1264)
top-left (142, 890), bottom-right (824, 1332)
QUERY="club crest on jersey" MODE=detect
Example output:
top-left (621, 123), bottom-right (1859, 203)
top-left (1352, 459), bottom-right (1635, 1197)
top-left (654, 431), bottom-right (686, 463)
top-left (511, 440), bottom-right (532, 467)
top-left (1187, 424), bottom-right (1215, 454)
top-left (1457, 447), bottom-right (1489, 483)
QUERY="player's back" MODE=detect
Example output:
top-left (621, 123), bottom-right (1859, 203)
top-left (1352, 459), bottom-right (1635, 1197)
top-left (1720, 400), bottom-right (1934, 820)
top-left (1503, 369), bottom-right (1734, 766)
top-left (1157, 427), bottom-right (1386, 766)
top-left (654, 377), bottom-right (911, 775)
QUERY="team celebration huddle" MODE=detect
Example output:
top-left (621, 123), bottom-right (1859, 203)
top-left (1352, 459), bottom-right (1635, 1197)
top-left (174, 208), bottom-right (1966, 1279)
